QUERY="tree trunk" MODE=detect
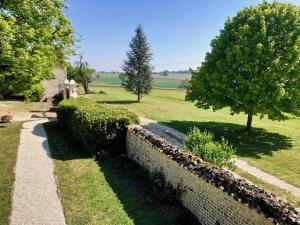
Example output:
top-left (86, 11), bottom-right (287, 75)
top-left (137, 93), bottom-right (141, 102)
top-left (246, 114), bottom-right (253, 132)
top-left (83, 83), bottom-right (89, 94)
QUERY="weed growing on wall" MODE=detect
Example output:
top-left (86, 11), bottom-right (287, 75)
top-left (150, 169), bottom-right (185, 204)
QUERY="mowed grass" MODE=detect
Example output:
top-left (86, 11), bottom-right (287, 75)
top-left (93, 73), bottom-right (185, 89)
top-left (0, 122), bottom-right (22, 225)
top-left (88, 87), bottom-right (300, 188)
top-left (0, 101), bottom-right (51, 115)
top-left (44, 121), bottom-right (181, 225)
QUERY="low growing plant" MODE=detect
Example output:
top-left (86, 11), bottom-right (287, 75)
top-left (184, 127), bottom-right (236, 170)
top-left (98, 90), bottom-right (107, 95)
top-left (150, 169), bottom-right (184, 204)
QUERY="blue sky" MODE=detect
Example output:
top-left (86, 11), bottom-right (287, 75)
top-left (65, 0), bottom-right (300, 72)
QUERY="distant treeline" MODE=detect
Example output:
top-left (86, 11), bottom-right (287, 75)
top-left (153, 70), bottom-right (190, 74)
top-left (96, 70), bottom-right (191, 76)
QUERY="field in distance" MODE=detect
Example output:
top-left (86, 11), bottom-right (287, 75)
top-left (92, 72), bottom-right (191, 89)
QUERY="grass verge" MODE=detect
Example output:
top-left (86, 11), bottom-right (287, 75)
top-left (0, 122), bottom-right (22, 225)
top-left (45, 121), bottom-right (194, 225)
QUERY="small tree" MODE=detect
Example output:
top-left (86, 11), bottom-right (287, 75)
top-left (67, 54), bottom-right (94, 94)
top-left (161, 70), bottom-right (169, 76)
top-left (95, 73), bottom-right (101, 81)
top-left (186, 2), bottom-right (300, 132)
top-left (121, 25), bottom-right (153, 102)
top-left (178, 78), bottom-right (189, 89)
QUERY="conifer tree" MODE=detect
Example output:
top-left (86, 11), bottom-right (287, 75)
top-left (121, 25), bottom-right (153, 102)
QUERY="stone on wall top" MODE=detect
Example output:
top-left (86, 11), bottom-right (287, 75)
top-left (127, 125), bottom-right (300, 225)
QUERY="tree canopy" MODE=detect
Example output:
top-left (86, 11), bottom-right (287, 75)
top-left (0, 0), bottom-right (74, 98)
top-left (186, 1), bottom-right (300, 131)
top-left (121, 25), bottom-right (153, 102)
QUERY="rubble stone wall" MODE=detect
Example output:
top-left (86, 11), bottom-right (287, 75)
top-left (126, 125), bottom-right (300, 225)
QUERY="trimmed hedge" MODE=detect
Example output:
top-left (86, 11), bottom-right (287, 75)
top-left (57, 97), bottom-right (140, 155)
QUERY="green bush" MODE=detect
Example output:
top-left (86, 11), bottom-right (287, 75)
top-left (52, 91), bottom-right (64, 105)
top-left (24, 84), bottom-right (45, 102)
top-left (98, 90), bottom-right (107, 95)
top-left (57, 97), bottom-right (139, 155)
top-left (184, 127), bottom-right (236, 170)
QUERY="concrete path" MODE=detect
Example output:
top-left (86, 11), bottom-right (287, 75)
top-left (140, 117), bottom-right (300, 198)
top-left (11, 119), bottom-right (66, 225)
top-left (12, 112), bottom-right (56, 122)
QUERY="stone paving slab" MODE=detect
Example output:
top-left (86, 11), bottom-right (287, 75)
top-left (10, 119), bottom-right (66, 225)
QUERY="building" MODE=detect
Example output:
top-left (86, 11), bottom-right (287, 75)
top-left (41, 65), bottom-right (67, 101)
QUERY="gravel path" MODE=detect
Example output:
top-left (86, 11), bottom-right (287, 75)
top-left (10, 119), bottom-right (66, 225)
top-left (140, 117), bottom-right (300, 198)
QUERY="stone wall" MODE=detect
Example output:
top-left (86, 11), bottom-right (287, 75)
top-left (42, 64), bottom-right (66, 101)
top-left (126, 125), bottom-right (300, 225)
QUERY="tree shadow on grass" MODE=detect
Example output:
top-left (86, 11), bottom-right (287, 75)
top-left (97, 100), bottom-right (137, 105)
top-left (162, 120), bottom-right (292, 159)
top-left (97, 156), bottom-right (200, 225)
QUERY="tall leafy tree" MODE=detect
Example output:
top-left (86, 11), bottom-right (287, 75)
top-left (186, 2), bottom-right (300, 132)
top-left (0, 0), bottom-right (74, 98)
top-left (121, 25), bottom-right (153, 102)
top-left (67, 54), bottom-right (94, 94)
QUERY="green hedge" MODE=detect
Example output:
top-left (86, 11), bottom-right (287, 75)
top-left (57, 97), bottom-right (139, 155)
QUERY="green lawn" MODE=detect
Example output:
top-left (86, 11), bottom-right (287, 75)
top-left (0, 122), bottom-right (22, 225)
top-left (45, 121), bottom-right (190, 225)
top-left (93, 73), bottom-right (185, 89)
top-left (87, 87), bottom-right (300, 190)
top-left (0, 101), bottom-right (51, 115)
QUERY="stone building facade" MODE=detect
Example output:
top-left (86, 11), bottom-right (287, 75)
top-left (42, 64), bottom-right (67, 101)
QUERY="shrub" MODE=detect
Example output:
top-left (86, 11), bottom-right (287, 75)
top-left (98, 90), bottom-right (107, 95)
top-left (24, 84), bottom-right (45, 102)
top-left (57, 97), bottom-right (139, 155)
top-left (87, 90), bottom-right (97, 94)
top-left (184, 127), bottom-right (236, 170)
top-left (52, 91), bottom-right (64, 105)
